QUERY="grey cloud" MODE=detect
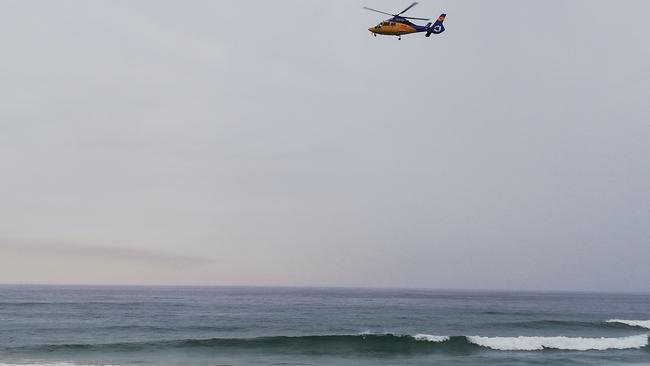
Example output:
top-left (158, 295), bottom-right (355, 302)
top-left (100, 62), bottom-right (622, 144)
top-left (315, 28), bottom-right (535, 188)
top-left (0, 238), bottom-right (215, 268)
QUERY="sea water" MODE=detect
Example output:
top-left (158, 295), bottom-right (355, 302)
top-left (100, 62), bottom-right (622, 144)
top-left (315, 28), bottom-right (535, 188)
top-left (1, 286), bottom-right (649, 365)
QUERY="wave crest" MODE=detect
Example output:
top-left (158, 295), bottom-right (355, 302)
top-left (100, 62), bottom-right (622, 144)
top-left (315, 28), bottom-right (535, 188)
top-left (5, 334), bottom-right (648, 355)
top-left (607, 319), bottom-right (650, 330)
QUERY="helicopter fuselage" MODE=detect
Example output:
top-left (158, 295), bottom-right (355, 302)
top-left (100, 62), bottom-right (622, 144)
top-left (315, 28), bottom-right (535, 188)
top-left (368, 18), bottom-right (425, 36)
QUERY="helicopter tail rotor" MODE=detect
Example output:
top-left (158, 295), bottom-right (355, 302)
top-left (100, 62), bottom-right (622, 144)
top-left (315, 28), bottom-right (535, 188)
top-left (426, 14), bottom-right (446, 37)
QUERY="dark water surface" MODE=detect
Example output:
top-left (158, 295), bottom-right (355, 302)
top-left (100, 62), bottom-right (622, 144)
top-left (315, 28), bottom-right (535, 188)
top-left (1, 286), bottom-right (649, 365)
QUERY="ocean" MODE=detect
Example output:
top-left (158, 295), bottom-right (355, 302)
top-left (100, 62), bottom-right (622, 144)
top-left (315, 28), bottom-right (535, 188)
top-left (0, 286), bottom-right (648, 365)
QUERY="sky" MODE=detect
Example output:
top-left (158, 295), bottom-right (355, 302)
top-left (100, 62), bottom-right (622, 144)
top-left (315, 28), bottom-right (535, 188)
top-left (1, 0), bottom-right (649, 292)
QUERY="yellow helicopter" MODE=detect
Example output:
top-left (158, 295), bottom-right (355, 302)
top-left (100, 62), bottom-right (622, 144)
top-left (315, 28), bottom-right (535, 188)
top-left (364, 2), bottom-right (446, 40)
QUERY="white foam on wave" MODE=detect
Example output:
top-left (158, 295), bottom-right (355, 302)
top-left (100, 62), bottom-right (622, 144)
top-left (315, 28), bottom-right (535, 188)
top-left (412, 334), bottom-right (451, 343)
top-left (607, 319), bottom-right (650, 330)
top-left (467, 334), bottom-right (649, 351)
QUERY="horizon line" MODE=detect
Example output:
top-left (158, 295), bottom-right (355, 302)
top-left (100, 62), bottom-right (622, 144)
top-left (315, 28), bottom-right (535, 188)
top-left (1, 283), bottom-right (648, 296)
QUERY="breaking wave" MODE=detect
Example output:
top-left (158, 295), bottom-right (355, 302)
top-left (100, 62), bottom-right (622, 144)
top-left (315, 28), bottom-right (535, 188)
top-left (466, 334), bottom-right (649, 351)
top-left (4, 334), bottom-right (648, 355)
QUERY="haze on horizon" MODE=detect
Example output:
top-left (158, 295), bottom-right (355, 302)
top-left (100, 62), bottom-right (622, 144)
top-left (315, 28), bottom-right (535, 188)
top-left (1, 0), bottom-right (649, 292)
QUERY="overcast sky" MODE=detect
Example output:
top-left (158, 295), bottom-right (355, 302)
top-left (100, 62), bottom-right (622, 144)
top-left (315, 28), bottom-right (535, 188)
top-left (1, 0), bottom-right (649, 292)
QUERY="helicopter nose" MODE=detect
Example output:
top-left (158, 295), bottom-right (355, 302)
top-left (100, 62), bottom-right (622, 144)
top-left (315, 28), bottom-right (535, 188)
top-left (368, 27), bottom-right (376, 33)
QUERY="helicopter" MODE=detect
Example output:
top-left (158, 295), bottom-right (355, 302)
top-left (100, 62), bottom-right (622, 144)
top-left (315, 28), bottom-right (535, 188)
top-left (364, 2), bottom-right (446, 40)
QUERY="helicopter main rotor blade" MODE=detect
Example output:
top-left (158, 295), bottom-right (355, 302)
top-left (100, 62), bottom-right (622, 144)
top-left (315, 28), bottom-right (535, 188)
top-left (397, 2), bottom-right (419, 15)
top-left (402, 16), bottom-right (430, 21)
top-left (362, 7), bottom-right (394, 17)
